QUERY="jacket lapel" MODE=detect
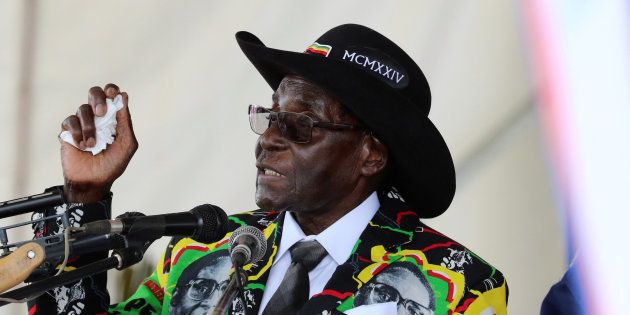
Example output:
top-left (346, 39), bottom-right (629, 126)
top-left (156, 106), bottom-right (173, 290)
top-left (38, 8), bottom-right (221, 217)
top-left (299, 193), bottom-right (420, 314)
top-left (239, 211), bottom-right (286, 315)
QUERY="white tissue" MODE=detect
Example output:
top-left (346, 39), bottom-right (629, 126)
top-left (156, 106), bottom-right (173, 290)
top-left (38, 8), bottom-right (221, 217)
top-left (60, 94), bottom-right (124, 155)
top-left (344, 302), bottom-right (397, 314)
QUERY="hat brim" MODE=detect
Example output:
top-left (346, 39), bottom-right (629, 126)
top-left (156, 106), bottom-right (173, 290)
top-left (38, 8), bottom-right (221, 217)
top-left (236, 31), bottom-right (455, 218)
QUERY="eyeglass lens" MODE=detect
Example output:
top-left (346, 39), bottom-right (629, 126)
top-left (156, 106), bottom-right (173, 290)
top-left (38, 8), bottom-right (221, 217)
top-left (367, 283), bottom-right (432, 315)
top-left (186, 278), bottom-right (223, 301)
top-left (249, 105), bottom-right (314, 143)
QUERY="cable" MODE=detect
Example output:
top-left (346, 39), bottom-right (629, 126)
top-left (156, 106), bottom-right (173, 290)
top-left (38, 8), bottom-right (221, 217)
top-left (54, 226), bottom-right (80, 276)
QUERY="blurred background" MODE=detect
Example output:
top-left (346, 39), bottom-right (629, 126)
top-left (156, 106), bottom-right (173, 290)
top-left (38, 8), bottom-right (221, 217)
top-left (1, 1), bottom-right (627, 314)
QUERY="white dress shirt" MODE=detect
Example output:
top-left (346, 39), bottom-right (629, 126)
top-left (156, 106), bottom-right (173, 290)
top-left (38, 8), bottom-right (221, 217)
top-left (257, 192), bottom-right (380, 314)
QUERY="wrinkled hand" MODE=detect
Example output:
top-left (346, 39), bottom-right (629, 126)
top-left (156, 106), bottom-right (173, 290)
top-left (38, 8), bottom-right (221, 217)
top-left (60, 84), bottom-right (138, 203)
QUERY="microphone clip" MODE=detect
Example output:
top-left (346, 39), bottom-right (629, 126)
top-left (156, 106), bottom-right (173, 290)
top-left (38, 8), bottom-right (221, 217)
top-left (110, 212), bottom-right (154, 270)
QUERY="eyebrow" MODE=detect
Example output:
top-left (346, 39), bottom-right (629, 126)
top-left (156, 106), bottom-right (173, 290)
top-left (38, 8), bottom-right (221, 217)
top-left (271, 91), bottom-right (323, 114)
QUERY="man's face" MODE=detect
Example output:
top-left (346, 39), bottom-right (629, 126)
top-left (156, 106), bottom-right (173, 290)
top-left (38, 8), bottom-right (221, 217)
top-left (179, 256), bottom-right (231, 315)
top-left (356, 264), bottom-right (435, 315)
top-left (254, 76), bottom-right (364, 214)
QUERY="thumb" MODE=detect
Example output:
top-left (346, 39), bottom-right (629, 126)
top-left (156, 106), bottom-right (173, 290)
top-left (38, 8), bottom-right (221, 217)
top-left (114, 92), bottom-right (137, 146)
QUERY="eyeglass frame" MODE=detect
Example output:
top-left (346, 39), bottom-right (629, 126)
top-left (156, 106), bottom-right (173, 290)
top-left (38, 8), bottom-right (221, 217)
top-left (184, 278), bottom-right (229, 302)
top-left (248, 104), bottom-right (367, 143)
top-left (361, 282), bottom-right (434, 315)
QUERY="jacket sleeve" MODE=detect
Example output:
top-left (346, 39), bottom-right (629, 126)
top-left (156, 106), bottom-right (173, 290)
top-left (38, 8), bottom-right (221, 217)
top-left (27, 189), bottom-right (113, 315)
top-left (107, 237), bottom-right (179, 315)
top-left (457, 262), bottom-right (509, 315)
top-left (107, 270), bottom-right (166, 314)
top-left (27, 190), bottom-right (177, 315)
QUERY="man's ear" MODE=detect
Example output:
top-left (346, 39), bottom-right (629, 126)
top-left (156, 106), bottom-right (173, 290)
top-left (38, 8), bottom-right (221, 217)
top-left (360, 133), bottom-right (388, 177)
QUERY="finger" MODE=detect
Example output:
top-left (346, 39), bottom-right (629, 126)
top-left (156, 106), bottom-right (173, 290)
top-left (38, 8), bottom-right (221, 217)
top-left (104, 83), bottom-right (120, 99)
top-left (88, 86), bottom-right (107, 117)
top-left (113, 92), bottom-right (138, 151)
top-left (61, 115), bottom-right (83, 146)
top-left (115, 92), bottom-right (132, 136)
top-left (121, 91), bottom-right (128, 107)
top-left (76, 104), bottom-right (96, 148)
top-left (116, 92), bottom-right (130, 126)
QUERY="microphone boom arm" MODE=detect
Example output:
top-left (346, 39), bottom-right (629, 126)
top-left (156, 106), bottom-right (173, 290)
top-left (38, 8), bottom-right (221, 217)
top-left (0, 236), bottom-right (155, 307)
top-left (0, 186), bottom-right (65, 220)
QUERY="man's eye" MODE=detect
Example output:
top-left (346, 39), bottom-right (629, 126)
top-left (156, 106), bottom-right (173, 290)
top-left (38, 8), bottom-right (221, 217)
top-left (382, 292), bottom-right (394, 300)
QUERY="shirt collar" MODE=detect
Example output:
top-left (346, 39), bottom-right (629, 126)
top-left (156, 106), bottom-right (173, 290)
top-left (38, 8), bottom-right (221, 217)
top-left (275, 191), bottom-right (380, 265)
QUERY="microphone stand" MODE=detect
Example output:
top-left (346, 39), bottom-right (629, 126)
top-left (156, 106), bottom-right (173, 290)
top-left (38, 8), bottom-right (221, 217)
top-left (211, 267), bottom-right (248, 315)
top-left (0, 236), bottom-right (153, 307)
top-left (0, 255), bottom-right (120, 307)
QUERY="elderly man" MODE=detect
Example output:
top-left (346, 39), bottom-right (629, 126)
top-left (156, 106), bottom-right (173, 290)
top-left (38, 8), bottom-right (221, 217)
top-left (29, 24), bottom-right (507, 314)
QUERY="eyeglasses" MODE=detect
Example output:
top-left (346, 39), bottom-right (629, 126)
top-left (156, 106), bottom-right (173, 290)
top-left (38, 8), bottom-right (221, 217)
top-left (248, 104), bottom-right (364, 143)
top-left (362, 282), bottom-right (433, 315)
top-left (185, 278), bottom-right (228, 301)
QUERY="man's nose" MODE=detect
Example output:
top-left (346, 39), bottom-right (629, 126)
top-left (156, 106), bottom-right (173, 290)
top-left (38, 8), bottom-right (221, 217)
top-left (257, 120), bottom-right (288, 152)
top-left (195, 297), bottom-right (217, 312)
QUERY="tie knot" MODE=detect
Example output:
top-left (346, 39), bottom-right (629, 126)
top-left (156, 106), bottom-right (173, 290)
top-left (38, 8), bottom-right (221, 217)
top-left (289, 240), bottom-right (327, 271)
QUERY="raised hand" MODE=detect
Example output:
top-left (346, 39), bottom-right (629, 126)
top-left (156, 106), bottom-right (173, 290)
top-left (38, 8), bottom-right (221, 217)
top-left (60, 84), bottom-right (138, 203)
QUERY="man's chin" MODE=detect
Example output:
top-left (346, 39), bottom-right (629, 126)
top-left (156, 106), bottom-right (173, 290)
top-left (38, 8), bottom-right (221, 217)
top-left (255, 192), bottom-right (283, 211)
top-left (257, 188), bottom-right (302, 210)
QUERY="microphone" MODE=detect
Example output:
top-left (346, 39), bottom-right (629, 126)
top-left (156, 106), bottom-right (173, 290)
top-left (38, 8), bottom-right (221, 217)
top-left (23, 233), bottom-right (132, 283)
top-left (44, 233), bottom-right (128, 263)
top-left (213, 226), bottom-right (267, 314)
top-left (229, 226), bottom-right (267, 267)
top-left (82, 204), bottom-right (228, 243)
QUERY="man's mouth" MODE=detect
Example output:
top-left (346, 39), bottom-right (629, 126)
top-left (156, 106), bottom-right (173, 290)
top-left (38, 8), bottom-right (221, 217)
top-left (263, 168), bottom-right (284, 177)
top-left (256, 162), bottom-right (286, 178)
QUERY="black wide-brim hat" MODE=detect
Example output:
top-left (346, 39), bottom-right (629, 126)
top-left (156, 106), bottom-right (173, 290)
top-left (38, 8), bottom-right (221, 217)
top-left (236, 24), bottom-right (455, 218)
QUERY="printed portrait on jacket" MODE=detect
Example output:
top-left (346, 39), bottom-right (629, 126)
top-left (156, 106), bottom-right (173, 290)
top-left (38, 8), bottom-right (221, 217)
top-left (354, 261), bottom-right (436, 315)
top-left (169, 251), bottom-right (236, 315)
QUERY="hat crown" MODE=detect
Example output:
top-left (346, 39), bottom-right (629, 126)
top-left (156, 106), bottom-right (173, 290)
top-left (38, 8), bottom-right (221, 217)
top-left (306, 24), bottom-right (431, 116)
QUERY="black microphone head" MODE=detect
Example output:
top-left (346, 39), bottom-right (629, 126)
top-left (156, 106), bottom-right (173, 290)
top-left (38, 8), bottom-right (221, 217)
top-left (229, 225), bottom-right (267, 266)
top-left (116, 211), bottom-right (146, 219)
top-left (189, 204), bottom-right (229, 244)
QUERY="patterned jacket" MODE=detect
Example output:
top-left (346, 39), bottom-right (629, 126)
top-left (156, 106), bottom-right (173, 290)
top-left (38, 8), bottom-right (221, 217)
top-left (30, 190), bottom-right (507, 314)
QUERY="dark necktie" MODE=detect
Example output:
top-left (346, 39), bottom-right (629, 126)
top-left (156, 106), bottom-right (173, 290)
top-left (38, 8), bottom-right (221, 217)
top-left (262, 240), bottom-right (328, 315)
